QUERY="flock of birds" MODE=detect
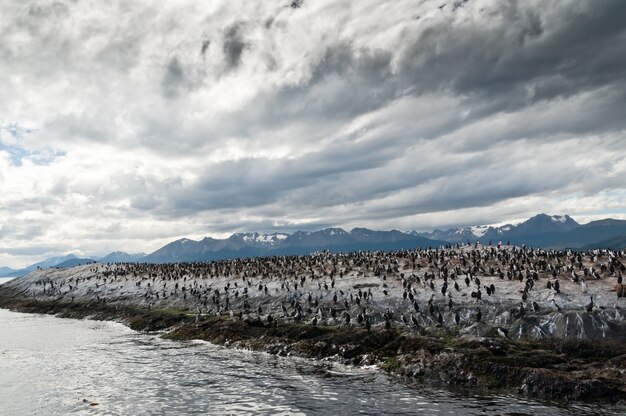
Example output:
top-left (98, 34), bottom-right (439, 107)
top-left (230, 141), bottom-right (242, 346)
top-left (25, 244), bottom-right (626, 338)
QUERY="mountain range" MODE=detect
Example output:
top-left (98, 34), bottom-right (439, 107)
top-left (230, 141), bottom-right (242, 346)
top-left (141, 228), bottom-right (441, 263)
top-left (2, 213), bottom-right (626, 275)
top-left (414, 214), bottom-right (626, 249)
top-left (0, 252), bottom-right (146, 277)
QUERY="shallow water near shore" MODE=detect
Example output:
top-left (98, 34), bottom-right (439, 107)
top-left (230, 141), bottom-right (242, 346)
top-left (0, 277), bottom-right (622, 415)
top-left (0, 309), bottom-right (623, 415)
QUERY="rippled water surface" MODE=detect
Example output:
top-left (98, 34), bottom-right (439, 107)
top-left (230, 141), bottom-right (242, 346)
top-left (0, 278), bottom-right (622, 415)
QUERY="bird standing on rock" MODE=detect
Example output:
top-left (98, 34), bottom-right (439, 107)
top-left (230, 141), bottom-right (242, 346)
top-left (497, 327), bottom-right (510, 340)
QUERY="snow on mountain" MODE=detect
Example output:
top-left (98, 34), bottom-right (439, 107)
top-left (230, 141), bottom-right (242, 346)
top-left (238, 232), bottom-right (290, 245)
top-left (470, 225), bottom-right (489, 238)
top-left (13, 214), bottom-right (624, 269)
top-left (142, 227), bottom-right (444, 263)
top-left (416, 214), bottom-right (585, 246)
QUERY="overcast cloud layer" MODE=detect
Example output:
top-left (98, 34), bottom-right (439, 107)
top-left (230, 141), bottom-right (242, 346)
top-left (1, 0), bottom-right (626, 267)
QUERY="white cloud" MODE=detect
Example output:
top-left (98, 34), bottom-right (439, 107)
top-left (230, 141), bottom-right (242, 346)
top-left (1, 0), bottom-right (626, 267)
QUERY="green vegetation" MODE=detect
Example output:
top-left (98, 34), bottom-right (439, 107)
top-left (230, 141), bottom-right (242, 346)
top-left (382, 357), bottom-right (401, 373)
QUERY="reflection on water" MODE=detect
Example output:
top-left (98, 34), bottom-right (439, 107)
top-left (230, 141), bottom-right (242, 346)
top-left (0, 307), bottom-right (622, 415)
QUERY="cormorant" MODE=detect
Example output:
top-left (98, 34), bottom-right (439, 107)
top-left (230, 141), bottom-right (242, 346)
top-left (497, 327), bottom-right (510, 340)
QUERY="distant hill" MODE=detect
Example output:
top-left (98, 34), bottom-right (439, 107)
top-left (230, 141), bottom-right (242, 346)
top-left (30, 254), bottom-right (79, 269)
top-left (0, 254), bottom-right (81, 277)
top-left (98, 251), bottom-right (147, 263)
top-left (580, 233), bottom-right (626, 251)
top-left (0, 266), bottom-right (18, 277)
top-left (142, 228), bottom-right (446, 263)
top-left (53, 258), bottom-right (96, 268)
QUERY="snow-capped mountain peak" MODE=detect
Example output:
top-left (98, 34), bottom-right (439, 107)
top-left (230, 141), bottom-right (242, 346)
top-left (236, 232), bottom-right (289, 245)
top-left (415, 214), bottom-right (581, 244)
top-left (470, 225), bottom-right (490, 237)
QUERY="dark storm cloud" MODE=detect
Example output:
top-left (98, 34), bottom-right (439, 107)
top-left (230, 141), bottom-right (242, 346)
top-left (152, 1), bottom-right (626, 155)
top-left (394, 1), bottom-right (626, 110)
top-left (222, 23), bottom-right (247, 69)
top-left (142, 133), bottom-right (403, 216)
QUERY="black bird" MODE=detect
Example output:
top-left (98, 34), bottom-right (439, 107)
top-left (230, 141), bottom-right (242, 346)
top-left (454, 311), bottom-right (460, 325)
top-left (497, 327), bottom-right (510, 340)
top-left (532, 301), bottom-right (540, 312)
top-left (475, 307), bottom-right (482, 322)
top-left (385, 318), bottom-right (392, 331)
top-left (383, 308), bottom-right (393, 321)
top-left (585, 296), bottom-right (594, 313)
top-left (554, 280), bottom-right (560, 293)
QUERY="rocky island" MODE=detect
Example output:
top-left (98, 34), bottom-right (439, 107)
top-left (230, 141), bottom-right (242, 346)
top-left (1, 244), bottom-right (625, 403)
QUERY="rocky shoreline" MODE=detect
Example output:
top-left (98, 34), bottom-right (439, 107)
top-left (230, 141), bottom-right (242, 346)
top-left (0, 296), bottom-right (624, 403)
top-left (1, 245), bottom-right (625, 403)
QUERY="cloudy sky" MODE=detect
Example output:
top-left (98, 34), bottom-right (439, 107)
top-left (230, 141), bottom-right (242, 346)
top-left (1, 0), bottom-right (626, 267)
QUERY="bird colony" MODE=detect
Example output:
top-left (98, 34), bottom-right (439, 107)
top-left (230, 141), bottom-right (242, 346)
top-left (9, 244), bottom-right (626, 340)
